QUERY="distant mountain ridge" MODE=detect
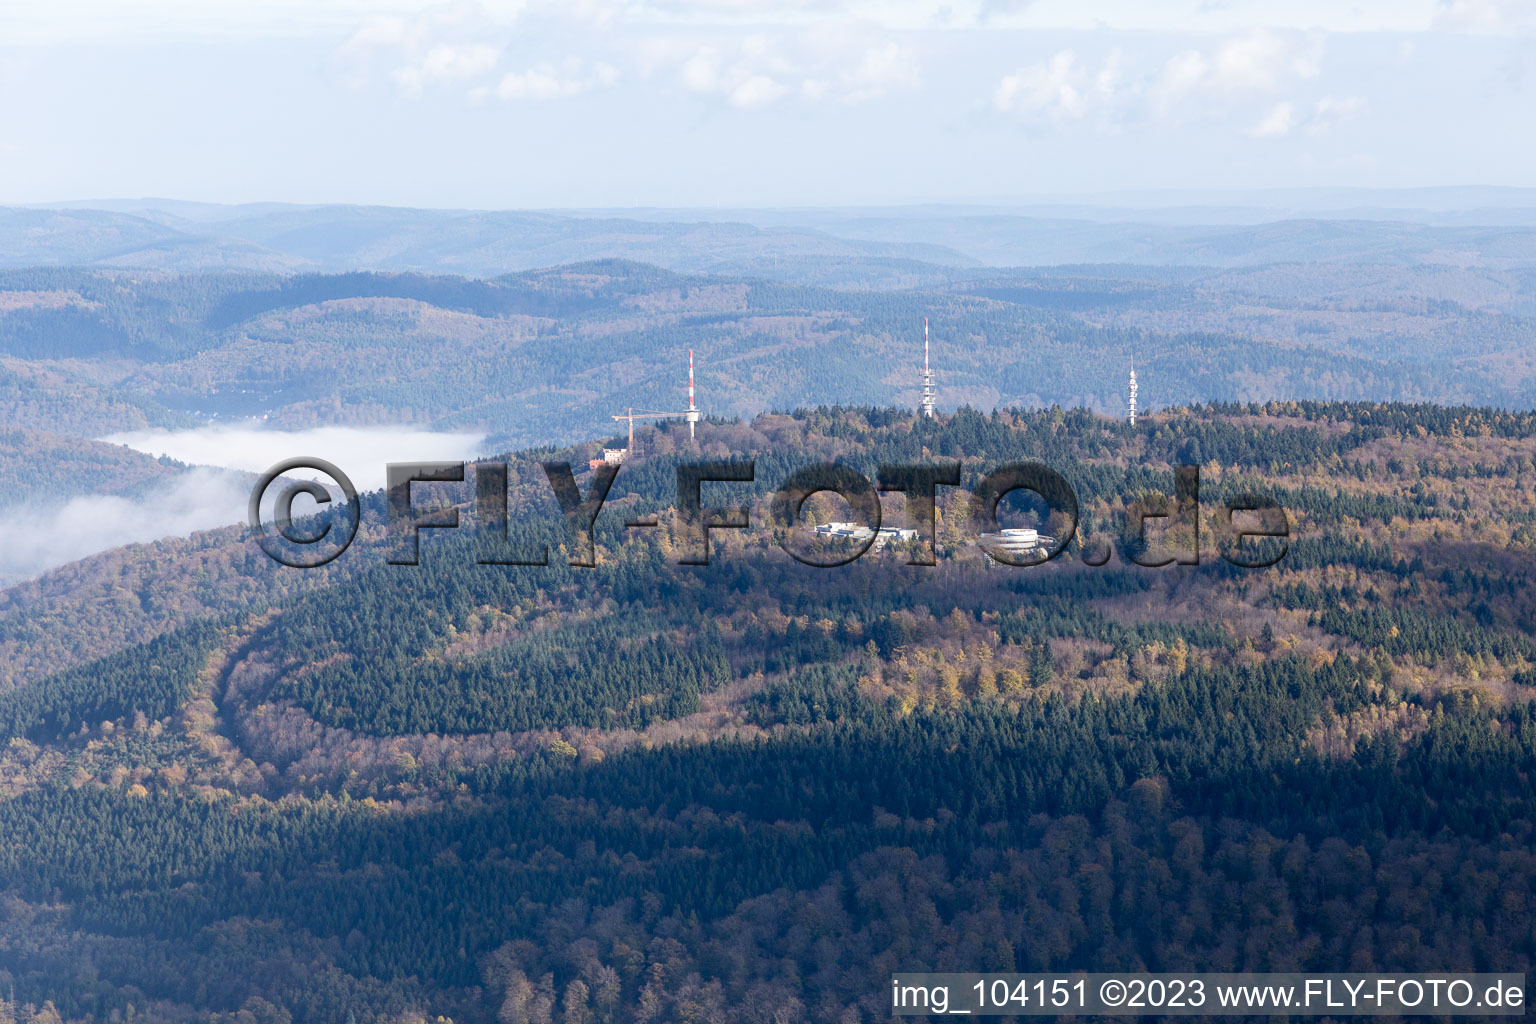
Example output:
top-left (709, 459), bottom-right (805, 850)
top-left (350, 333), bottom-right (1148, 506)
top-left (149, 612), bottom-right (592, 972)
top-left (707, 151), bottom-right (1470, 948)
top-left (8, 199), bottom-right (1536, 276)
top-left (0, 205), bottom-right (981, 277)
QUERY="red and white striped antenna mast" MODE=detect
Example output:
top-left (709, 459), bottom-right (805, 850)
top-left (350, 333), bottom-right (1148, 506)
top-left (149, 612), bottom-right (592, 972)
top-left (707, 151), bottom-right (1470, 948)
top-left (607, 350), bottom-right (702, 459)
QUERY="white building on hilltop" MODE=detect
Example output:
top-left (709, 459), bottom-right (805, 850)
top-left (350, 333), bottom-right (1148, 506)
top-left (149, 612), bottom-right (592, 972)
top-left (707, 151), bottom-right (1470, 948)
top-left (813, 521), bottom-right (921, 551)
top-left (979, 527), bottom-right (1056, 566)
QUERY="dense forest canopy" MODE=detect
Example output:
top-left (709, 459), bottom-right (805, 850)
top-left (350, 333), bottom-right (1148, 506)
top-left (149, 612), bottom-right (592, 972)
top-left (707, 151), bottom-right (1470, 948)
top-left (0, 400), bottom-right (1534, 1023)
top-left (0, 261), bottom-right (1532, 460)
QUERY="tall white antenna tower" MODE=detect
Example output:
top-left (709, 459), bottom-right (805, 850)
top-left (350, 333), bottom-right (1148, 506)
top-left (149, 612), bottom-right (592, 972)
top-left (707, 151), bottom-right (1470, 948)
top-left (606, 350), bottom-right (702, 461)
top-left (1128, 362), bottom-right (1138, 426)
top-left (919, 317), bottom-right (936, 419)
top-left (686, 349), bottom-right (700, 441)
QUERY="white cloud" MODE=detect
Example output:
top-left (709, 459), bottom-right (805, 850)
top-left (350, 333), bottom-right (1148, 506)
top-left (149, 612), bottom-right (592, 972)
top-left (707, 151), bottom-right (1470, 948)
top-left (1249, 94), bottom-right (1367, 137)
top-left (493, 61), bottom-right (619, 100)
top-left (676, 36), bottom-right (793, 106)
top-left (638, 0), bottom-right (857, 13)
top-left (1213, 30), bottom-right (1319, 91)
top-left (674, 24), bottom-right (916, 108)
top-left (0, 424), bottom-right (487, 580)
top-left (1250, 101), bottom-right (1297, 137)
top-left (337, 3), bottom-right (530, 96)
top-left (994, 51), bottom-right (1085, 117)
top-left (976, 0), bottom-right (1035, 22)
top-left (1434, 0), bottom-right (1536, 34)
top-left (681, 47), bottom-right (727, 92)
top-left (0, 468), bottom-right (252, 581)
top-left (421, 42), bottom-right (502, 79)
top-left (334, 2), bottom-right (918, 110)
top-left (1159, 49), bottom-right (1209, 97)
top-left (103, 425), bottom-right (487, 492)
top-left (10, 0), bottom-right (1534, 44)
top-left (341, 14), bottom-right (410, 55)
top-left (993, 31), bottom-right (1348, 143)
top-left (993, 48), bottom-right (1122, 118)
top-left (993, 31), bottom-right (1327, 128)
top-left (1156, 29), bottom-right (1323, 107)
top-left (730, 74), bottom-right (789, 108)
top-left (1309, 94), bottom-right (1367, 132)
top-left (831, 39), bottom-right (912, 102)
top-left (391, 42), bottom-right (502, 95)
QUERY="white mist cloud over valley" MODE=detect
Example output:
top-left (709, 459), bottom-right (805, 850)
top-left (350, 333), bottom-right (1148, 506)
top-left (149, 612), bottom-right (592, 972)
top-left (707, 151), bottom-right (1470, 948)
top-left (102, 424), bottom-right (488, 492)
top-left (0, 425), bottom-right (486, 582)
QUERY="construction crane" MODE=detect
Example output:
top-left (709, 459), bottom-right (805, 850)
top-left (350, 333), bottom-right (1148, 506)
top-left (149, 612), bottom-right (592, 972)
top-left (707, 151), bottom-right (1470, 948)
top-left (610, 407), bottom-right (688, 458)
top-left (601, 351), bottom-right (702, 465)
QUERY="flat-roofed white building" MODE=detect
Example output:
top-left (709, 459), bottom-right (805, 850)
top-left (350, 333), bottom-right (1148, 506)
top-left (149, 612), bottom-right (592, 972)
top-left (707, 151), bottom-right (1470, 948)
top-left (812, 522), bottom-right (921, 550)
top-left (979, 527), bottom-right (1056, 565)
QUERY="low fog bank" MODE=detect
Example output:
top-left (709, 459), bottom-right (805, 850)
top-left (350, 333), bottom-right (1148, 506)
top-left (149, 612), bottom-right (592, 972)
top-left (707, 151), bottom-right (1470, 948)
top-left (0, 425), bottom-right (487, 583)
top-left (103, 424), bottom-right (488, 492)
top-left (0, 466), bottom-right (252, 583)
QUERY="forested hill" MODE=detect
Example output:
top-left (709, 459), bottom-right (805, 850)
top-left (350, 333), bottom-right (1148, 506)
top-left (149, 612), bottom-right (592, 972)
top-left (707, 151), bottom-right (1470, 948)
top-left (0, 260), bottom-right (1533, 463)
top-left (1, 401), bottom-right (1535, 1022)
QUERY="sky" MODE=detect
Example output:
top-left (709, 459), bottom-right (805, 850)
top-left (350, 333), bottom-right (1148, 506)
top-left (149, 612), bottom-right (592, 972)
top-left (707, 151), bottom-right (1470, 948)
top-left (1, 0), bottom-right (1534, 207)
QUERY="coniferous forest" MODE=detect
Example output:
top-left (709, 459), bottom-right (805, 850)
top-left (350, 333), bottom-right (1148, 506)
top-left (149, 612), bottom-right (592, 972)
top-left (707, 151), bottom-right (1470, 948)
top-left (6, 0), bottom-right (1536, 1012)
top-left (1, 397), bottom-right (1535, 1023)
top-left (9, 0), bottom-right (1536, 1008)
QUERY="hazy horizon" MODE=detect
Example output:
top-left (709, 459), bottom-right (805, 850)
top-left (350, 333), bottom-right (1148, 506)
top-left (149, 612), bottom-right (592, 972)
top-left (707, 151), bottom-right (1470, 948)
top-left (23, 184), bottom-right (1536, 217)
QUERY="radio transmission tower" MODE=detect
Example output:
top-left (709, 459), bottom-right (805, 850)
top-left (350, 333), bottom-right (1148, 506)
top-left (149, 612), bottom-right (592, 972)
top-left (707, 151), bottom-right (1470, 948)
top-left (919, 318), bottom-right (936, 419)
top-left (685, 349), bottom-right (700, 440)
top-left (1128, 363), bottom-right (1138, 426)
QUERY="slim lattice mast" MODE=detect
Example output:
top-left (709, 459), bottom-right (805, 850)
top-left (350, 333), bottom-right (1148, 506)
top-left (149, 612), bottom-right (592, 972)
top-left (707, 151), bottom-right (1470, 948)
top-left (1128, 363), bottom-right (1138, 426)
top-left (919, 318), bottom-right (936, 419)
top-left (686, 349), bottom-right (700, 440)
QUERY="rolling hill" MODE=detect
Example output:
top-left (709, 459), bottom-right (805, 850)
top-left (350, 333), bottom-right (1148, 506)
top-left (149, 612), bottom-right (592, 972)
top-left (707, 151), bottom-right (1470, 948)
top-left (0, 402), bottom-right (1534, 1021)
